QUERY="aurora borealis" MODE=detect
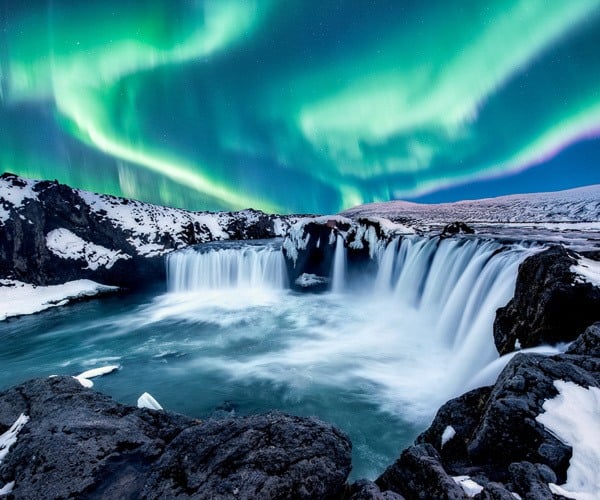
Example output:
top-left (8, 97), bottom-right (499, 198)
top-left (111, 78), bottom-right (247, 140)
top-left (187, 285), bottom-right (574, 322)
top-left (1, 1), bottom-right (600, 213)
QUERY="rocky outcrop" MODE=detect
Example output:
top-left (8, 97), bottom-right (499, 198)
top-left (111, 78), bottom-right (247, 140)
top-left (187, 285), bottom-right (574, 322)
top-left (0, 173), bottom-right (293, 289)
top-left (374, 322), bottom-right (600, 499)
top-left (494, 246), bottom-right (600, 355)
top-left (440, 222), bottom-right (475, 237)
top-left (0, 376), bottom-right (352, 499)
top-left (281, 216), bottom-right (412, 291)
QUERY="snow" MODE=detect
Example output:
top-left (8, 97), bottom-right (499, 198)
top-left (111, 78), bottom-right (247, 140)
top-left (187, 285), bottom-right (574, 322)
top-left (572, 256), bottom-right (600, 288)
top-left (0, 279), bottom-right (118, 321)
top-left (452, 475), bottom-right (484, 497)
top-left (294, 273), bottom-right (329, 287)
top-left (74, 365), bottom-right (119, 388)
top-left (0, 413), bottom-right (29, 492)
top-left (76, 365), bottom-right (120, 379)
top-left (137, 392), bottom-right (163, 411)
top-left (78, 189), bottom-right (230, 256)
top-left (74, 377), bottom-right (94, 388)
top-left (342, 184), bottom-right (600, 225)
top-left (441, 425), bottom-right (456, 448)
top-left (0, 176), bottom-right (39, 224)
top-left (536, 380), bottom-right (600, 500)
top-left (0, 413), bottom-right (29, 464)
top-left (0, 481), bottom-right (15, 495)
top-left (46, 228), bottom-right (131, 270)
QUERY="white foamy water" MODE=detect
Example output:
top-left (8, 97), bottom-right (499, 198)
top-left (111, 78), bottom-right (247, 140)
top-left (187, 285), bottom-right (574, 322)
top-left (0, 236), bottom-right (539, 480)
top-left (157, 237), bottom-right (537, 421)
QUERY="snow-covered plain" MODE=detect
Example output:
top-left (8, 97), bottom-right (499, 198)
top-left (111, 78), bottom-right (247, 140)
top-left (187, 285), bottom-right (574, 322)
top-left (0, 279), bottom-right (118, 320)
top-left (536, 380), bottom-right (600, 500)
top-left (342, 184), bottom-right (600, 225)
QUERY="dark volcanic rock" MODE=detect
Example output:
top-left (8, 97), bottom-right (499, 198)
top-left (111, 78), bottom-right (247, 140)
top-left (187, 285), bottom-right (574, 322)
top-left (376, 444), bottom-right (466, 500)
top-left (283, 219), bottom-right (350, 292)
top-left (349, 479), bottom-right (405, 499)
top-left (494, 245), bottom-right (600, 355)
top-left (440, 222), bottom-right (475, 237)
top-left (566, 322), bottom-right (600, 357)
top-left (0, 377), bottom-right (352, 499)
top-left (0, 173), bottom-right (292, 289)
top-left (376, 346), bottom-right (600, 499)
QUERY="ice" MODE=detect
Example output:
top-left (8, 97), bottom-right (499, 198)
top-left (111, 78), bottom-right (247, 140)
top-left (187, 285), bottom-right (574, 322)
top-left (46, 228), bottom-right (130, 270)
top-left (0, 481), bottom-right (15, 495)
top-left (76, 365), bottom-right (120, 379)
top-left (452, 476), bottom-right (484, 497)
top-left (74, 365), bottom-right (120, 388)
top-left (571, 256), bottom-right (600, 288)
top-left (0, 279), bottom-right (118, 321)
top-left (536, 380), bottom-right (600, 500)
top-left (441, 425), bottom-right (456, 448)
top-left (0, 413), bottom-right (29, 463)
top-left (137, 392), bottom-right (163, 411)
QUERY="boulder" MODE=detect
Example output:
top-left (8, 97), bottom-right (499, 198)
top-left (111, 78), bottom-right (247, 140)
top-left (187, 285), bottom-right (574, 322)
top-left (0, 377), bottom-right (352, 499)
top-left (440, 222), bottom-right (475, 237)
top-left (376, 347), bottom-right (600, 499)
top-left (493, 246), bottom-right (600, 355)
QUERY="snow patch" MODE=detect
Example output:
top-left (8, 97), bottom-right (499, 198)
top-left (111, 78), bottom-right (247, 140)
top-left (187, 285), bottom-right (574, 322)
top-left (46, 228), bottom-right (131, 270)
top-left (0, 413), bottom-right (29, 491)
top-left (571, 256), bottom-right (600, 288)
top-left (74, 365), bottom-right (120, 388)
top-left (0, 279), bottom-right (118, 321)
top-left (536, 380), bottom-right (600, 500)
top-left (137, 392), bottom-right (163, 411)
top-left (441, 425), bottom-right (456, 448)
top-left (0, 176), bottom-right (39, 224)
top-left (452, 475), bottom-right (484, 497)
top-left (0, 481), bottom-right (15, 495)
top-left (0, 413), bottom-right (29, 464)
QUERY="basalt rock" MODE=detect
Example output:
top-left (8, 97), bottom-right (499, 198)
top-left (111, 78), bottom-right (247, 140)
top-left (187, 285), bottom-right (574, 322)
top-left (440, 222), bottom-right (475, 237)
top-left (0, 377), bottom-right (352, 499)
top-left (375, 338), bottom-right (600, 499)
top-left (0, 173), bottom-right (291, 289)
top-left (493, 245), bottom-right (600, 355)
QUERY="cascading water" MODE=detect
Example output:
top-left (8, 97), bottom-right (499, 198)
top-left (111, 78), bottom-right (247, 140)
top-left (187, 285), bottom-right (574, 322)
top-left (331, 234), bottom-right (347, 293)
top-left (1, 235), bottom-right (539, 480)
top-left (166, 242), bottom-right (288, 292)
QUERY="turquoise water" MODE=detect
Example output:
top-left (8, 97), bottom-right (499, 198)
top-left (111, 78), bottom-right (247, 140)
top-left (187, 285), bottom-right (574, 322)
top-left (0, 237), bottom-right (531, 480)
top-left (0, 286), bottom-right (423, 480)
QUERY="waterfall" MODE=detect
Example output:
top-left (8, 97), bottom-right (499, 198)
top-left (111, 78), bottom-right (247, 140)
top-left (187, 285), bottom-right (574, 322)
top-left (331, 234), bottom-right (347, 292)
top-left (166, 243), bottom-right (288, 292)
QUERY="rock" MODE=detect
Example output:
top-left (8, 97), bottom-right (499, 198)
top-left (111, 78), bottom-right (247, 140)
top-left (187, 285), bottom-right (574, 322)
top-left (0, 174), bottom-right (294, 289)
top-left (376, 345), bottom-right (600, 499)
top-left (440, 222), bottom-right (475, 237)
top-left (493, 246), bottom-right (600, 355)
top-left (282, 219), bottom-right (351, 292)
top-left (566, 322), bottom-right (600, 356)
top-left (349, 479), bottom-right (405, 499)
top-left (0, 377), bottom-right (352, 499)
top-left (376, 444), bottom-right (466, 499)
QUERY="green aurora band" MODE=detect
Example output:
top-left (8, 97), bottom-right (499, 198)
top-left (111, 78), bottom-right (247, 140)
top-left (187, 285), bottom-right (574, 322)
top-left (1, 0), bottom-right (600, 213)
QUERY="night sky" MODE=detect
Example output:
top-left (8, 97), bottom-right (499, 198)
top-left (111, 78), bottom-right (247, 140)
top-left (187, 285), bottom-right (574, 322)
top-left (1, 0), bottom-right (599, 213)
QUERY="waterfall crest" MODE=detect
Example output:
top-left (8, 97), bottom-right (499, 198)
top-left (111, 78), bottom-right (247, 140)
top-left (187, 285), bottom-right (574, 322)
top-left (166, 243), bottom-right (288, 292)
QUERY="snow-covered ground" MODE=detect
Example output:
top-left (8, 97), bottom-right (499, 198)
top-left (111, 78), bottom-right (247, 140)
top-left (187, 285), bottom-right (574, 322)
top-left (0, 280), bottom-right (118, 320)
top-left (46, 228), bottom-right (131, 270)
top-left (342, 185), bottom-right (600, 225)
top-left (536, 380), bottom-right (600, 500)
